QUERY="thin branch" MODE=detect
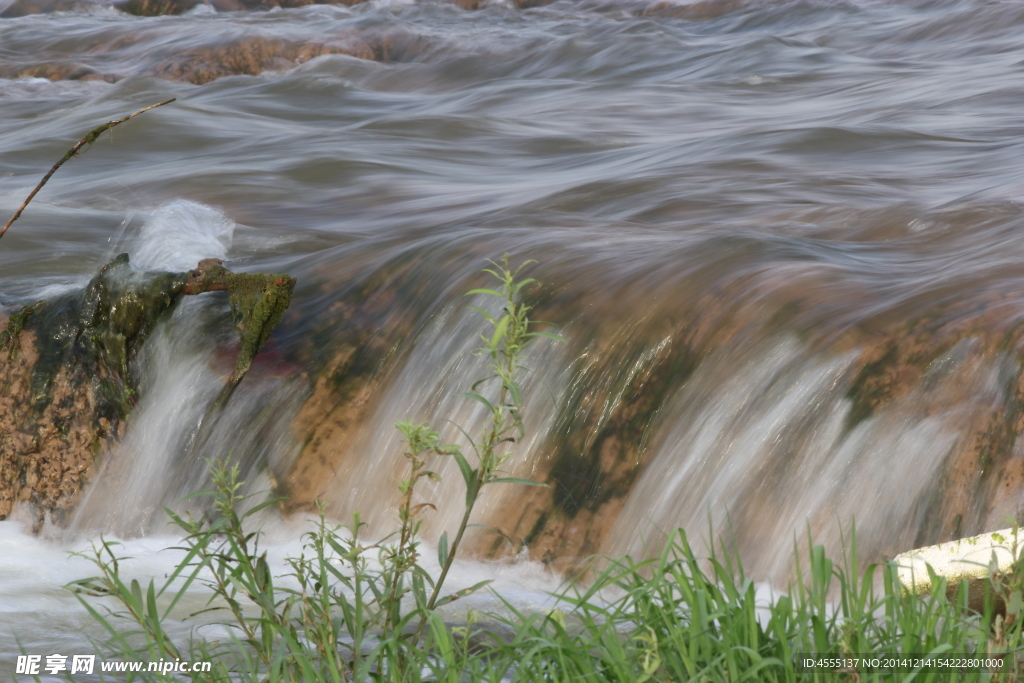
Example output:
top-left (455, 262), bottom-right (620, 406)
top-left (0, 98), bottom-right (176, 242)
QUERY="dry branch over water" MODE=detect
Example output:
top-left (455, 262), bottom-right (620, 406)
top-left (0, 99), bottom-right (175, 242)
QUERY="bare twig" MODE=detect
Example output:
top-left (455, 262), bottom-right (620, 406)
top-left (0, 98), bottom-right (176, 242)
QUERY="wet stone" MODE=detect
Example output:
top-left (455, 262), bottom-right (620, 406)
top-left (0, 254), bottom-right (295, 528)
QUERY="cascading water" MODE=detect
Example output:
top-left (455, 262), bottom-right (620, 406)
top-left (6, 0), bottom-right (1024, 675)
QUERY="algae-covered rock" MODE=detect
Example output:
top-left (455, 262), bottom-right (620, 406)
top-left (0, 253), bottom-right (295, 526)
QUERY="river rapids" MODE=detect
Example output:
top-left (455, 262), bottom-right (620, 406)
top-left (3, 0), bottom-right (1024, 677)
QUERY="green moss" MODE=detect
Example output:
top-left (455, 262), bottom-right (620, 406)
top-left (80, 254), bottom-right (187, 383)
top-left (15, 253), bottom-right (297, 427)
top-left (177, 260), bottom-right (297, 394)
top-left (226, 273), bottom-right (296, 386)
top-left (21, 254), bottom-right (188, 417)
top-left (0, 301), bottom-right (44, 358)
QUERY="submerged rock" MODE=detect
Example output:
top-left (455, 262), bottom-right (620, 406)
top-left (0, 0), bottom-right (80, 16)
top-left (276, 256), bottom-right (1024, 573)
top-left (146, 36), bottom-right (389, 85)
top-left (0, 254), bottom-right (295, 526)
top-left (116, 0), bottom-right (201, 14)
top-left (0, 34), bottom-right (410, 85)
top-left (0, 0), bottom-right (546, 18)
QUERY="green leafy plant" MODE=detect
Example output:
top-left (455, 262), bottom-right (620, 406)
top-left (423, 255), bottom-right (555, 614)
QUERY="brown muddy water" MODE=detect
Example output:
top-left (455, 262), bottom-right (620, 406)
top-left (3, 0), bottom-right (1024, 675)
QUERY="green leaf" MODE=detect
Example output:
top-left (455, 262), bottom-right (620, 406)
top-left (467, 523), bottom-right (515, 547)
top-left (242, 496), bottom-right (286, 519)
top-left (506, 379), bottom-right (522, 407)
top-left (466, 288), bottom-right (502, 297)
top-left (467, 306), bottom-right (495, 324)
top-left (446, 421), bottom-right (479, 453)
top-left (1010, 590), bottom-right (1023, 617)
top-left (178, 488), bottom-right (218, 502)
top-left (459, 391), bottom-right (495, 412)
top-left (130, 579), bottom-right (143, 610)
top-left (526, 332), bottom-right (564, 342)
top-left (438, 532), bottom-right (449, 568)
top-left (492, 477), bottom-right (548, 487)
top-left (464, 476), bottom-right (480, 508)
top-left (450, 448), bottom-right (476, 491)
top-left (470, 375), bottom-right (499, 392)
top-left (146, 581), bottom-right (159, 623)
top-left (255, 552), bottom-right (272, 593)
top-left (490, 315), bottom-right (510, 348)
top-left (412, 572), bottom-right (429, 607)
top-left (512, 277), bottom-right (537, 295)
top-left (434, 580), bottom-right (492, 608)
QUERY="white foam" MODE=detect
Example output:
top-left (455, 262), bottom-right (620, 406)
top-left (130, 200), bottom-right (234, 273)
top-left (0, 517), bottom-right (573, 675)
top-left (32, 278), bottom-right (92, 299)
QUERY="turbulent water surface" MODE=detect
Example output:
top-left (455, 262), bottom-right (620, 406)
top-left (5, 0), bottom-right (1024, 675)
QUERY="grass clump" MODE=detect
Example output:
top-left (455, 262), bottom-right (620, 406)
top-left (66, 258), bottom-right (1024, 682)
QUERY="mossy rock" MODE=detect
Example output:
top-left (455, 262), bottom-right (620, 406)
top-left (0, 253), bottom-right (296, 526)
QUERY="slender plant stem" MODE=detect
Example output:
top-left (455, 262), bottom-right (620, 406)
top-left (0, 98), bottom-right (176, 242)
top-left (428, 498), bottom-right (475, 611)
top-left (424, 368), bottom-right (511, 612)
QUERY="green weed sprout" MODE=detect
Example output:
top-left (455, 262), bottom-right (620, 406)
top-left (423, 255), bottom-right (555, 613)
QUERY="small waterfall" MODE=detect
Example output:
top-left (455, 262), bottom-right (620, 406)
top-left (37, 202), bottom-right (1024, 589)
top-left (313, 294), bottom-right (572, 544)
top-left (12, 0), bottom-right (1024, 670)
top-left (602, 335), bottom-right (1005, 577)
top-left (67, 199), bottom-right (305, 536)
top-left (68, 296), bottom-right (307, 536)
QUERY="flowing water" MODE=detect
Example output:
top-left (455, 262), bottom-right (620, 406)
top-left (4, 0), bottom-right (1024, 674)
